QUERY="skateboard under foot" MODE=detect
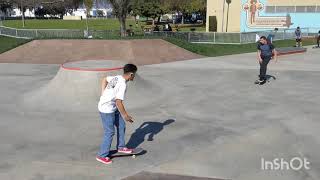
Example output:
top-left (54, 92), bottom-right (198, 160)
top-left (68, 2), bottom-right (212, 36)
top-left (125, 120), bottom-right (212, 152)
top-left (109, 148), bottom-right (145, 159)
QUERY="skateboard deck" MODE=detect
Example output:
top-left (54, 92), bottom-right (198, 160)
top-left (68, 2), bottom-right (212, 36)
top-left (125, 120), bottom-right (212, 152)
top-left (109, 148), bottom-right (144, 159)
top-left (312, 46), bottom-right (320, 49)
top-left (255, 75), bottom-right (276, 85)
top-left (254, 80), bottom-right (267, 85)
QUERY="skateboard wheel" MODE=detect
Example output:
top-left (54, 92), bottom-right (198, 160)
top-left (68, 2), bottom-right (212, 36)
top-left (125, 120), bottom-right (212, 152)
top-left (132, 155), bottom-right (136, 159)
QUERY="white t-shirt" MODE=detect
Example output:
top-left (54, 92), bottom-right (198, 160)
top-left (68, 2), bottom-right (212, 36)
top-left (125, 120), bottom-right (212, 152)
top-left (98, 75), bottom-right (127, 113)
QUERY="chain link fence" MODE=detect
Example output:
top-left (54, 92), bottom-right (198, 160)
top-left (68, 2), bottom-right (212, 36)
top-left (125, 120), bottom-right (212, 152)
top-left (1, 25), bottom-right (319, 44)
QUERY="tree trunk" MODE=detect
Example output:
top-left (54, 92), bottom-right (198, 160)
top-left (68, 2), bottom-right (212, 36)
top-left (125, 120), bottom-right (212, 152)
top-left (152, 19), bottom-right (155, 26)
top-left (157, 16), bottom-right (161, 24)
top-left (172, 13), bottom-right (175, 24)
top-left (85, 13), bottom-right (89, 37)
top-left (0, 11), bottom-right (3, 26)
top-left (21, 0), bottom-right (25, 27)
top-left (119, 16), bottom-right (127, 37)
top-left (201, 12), bottom-right (206, 25)
top-left (181, 14), bottom-right (184, 24)
top-left (33, 0), bottom-right (36, 19)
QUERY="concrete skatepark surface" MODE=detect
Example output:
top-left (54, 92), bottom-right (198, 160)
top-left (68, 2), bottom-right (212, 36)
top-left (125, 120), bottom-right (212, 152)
top-left (0, 41), bottom-right (320, 180)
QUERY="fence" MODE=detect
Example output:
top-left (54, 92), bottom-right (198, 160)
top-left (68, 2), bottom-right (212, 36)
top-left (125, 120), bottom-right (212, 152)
top-left (0, 25), bottom-right (319, 44)
top-left (146, 27), bottom-right (318, 44)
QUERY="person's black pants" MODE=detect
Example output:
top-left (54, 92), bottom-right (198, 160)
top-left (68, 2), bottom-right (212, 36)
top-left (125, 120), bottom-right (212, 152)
top-left (259, 56), bottom-right (272, 80)
top-left (317, 36), bottom-right (320, 47)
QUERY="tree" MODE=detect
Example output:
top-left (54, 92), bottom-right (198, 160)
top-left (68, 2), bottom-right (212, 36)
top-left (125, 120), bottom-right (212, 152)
top-left (141, 2), bottom-right (165, 25)
top-left (34, 0), bottom-right (82, 19)
top-left (0, 0), bottom-right (12, 21)
top-left (130, 0), bottom-right (143, 22)
top-left (10, 0), bottom-right (67, 27)
top-left (108, 0), bottom-right (131, 37)
top-left (165, 0), bottom-right (206, 24)
top-left (83, 0), bottom-right (93, 34)
top-left (131, 0), bottom-right (168, 25)
top-left (190, 0), bottom-right (206, 24)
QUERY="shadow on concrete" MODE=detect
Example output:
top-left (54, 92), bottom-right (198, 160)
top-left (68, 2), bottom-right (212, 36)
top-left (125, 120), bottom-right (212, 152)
top-left (126, 119), bottom-right (175, 148)
top-left (266, 74), bottom-right (276, 81)
top-left (122, 171), bottom-right (228, 180)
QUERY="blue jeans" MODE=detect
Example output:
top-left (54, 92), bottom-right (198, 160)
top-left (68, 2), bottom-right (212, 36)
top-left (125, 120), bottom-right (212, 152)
top-left (98, 110), bottom-right (126, 158)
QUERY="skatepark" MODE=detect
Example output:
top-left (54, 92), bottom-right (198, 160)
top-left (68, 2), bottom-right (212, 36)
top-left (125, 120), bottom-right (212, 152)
top-left (0, 39), bottom-right (320, 180)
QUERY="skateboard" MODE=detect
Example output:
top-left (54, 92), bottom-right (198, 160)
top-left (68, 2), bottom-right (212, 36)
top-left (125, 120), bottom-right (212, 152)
top-left (254, 79), bottom-right (267, 85)
top-left (254, 76), bottom-right (276, 85)
top-left (109, 148), bottom-right (145, 159)
top-left (312, 46), bottom-right (320, 49)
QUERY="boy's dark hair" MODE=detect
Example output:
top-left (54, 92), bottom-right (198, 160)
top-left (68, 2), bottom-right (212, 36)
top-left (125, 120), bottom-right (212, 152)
top-left (260, 36), bottom-right (267, 40)
top-left (123, 64), bottom-right (138, 74)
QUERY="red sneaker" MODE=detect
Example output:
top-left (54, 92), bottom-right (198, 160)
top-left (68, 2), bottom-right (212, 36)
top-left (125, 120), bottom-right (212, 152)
top-left (118, 147), bottom-right (134, 154)
top-left (96, 156), bottom-right (112, 165)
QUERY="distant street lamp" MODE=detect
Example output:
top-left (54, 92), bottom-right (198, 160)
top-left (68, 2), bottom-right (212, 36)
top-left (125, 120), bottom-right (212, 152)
top-left (226, 0), bottom-right (231, 32)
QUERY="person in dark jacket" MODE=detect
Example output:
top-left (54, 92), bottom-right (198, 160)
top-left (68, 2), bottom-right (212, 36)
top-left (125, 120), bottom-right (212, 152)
top-left (256, 36), bottom-right (278, 85)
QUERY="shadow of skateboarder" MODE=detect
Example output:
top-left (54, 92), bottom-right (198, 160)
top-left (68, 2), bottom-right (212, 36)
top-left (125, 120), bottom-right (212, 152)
top-left (126, 119), bottom-right (175, 148)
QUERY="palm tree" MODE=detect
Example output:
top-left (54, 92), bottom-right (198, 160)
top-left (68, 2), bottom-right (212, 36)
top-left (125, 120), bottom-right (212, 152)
top-left (225, 0), bottom-right (231, 32)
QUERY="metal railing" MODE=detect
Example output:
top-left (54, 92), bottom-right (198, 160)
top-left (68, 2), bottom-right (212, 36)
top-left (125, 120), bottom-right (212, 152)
top-left (1, 25), bottom-right (319, 44)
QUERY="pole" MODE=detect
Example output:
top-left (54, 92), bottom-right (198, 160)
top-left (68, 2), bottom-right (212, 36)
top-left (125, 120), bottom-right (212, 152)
top-left (221, 0), bottom-right (226, 32)
top-left (226, 3), bottom-right (230, 32)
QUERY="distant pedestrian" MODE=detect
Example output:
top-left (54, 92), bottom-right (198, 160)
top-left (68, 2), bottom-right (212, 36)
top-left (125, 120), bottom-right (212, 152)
top-left (295, 27), bottom-right (302, 47)
top-left (317, 30), bottom-right (320, 48)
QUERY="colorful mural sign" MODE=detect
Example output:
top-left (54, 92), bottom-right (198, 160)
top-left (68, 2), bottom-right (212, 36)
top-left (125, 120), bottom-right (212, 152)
top-left (242, 0), bottom-right (291, 29)
top-left (241, 0), bottom-right (320, 32)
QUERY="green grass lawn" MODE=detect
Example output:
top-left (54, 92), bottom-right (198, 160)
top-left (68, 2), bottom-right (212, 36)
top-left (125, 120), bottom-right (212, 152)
top-left (3, 19), bottom-right (146, 31)
top-left (3, 19), bottom-right (205, 32)
top-left (166, 38), bottom-right (316, 57)
top-left (0, 36), bottom-right (30, 54)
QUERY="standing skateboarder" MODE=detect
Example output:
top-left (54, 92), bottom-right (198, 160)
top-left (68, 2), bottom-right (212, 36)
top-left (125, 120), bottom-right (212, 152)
top-left (295, 27), bottom-right (302, 47)
top-left (317, 30), bottom-right (320, 48)
top-left (96, 64), bottom-right (138, 164)
top-left (256, 36), bottom-right (278, 85)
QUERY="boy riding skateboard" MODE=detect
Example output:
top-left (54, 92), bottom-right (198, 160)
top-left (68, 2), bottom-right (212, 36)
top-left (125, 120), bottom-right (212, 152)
top-left (256, 36), bottom-right (278, 85)
top-left (96, 64), bottom-right (138, 165)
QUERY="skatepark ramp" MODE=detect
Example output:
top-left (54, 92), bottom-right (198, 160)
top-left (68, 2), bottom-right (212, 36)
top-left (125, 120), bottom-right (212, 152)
top-left (23, 60), bottom-right (162, 112)
top-left (0, 39), bottom-right (203, 65)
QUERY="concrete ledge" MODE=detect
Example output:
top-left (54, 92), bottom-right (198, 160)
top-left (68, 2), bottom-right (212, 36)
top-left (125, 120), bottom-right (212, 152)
top-left (61, 60), bottom-right (124, 72)
top-left (277, 47), bottom-right (307, 56)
